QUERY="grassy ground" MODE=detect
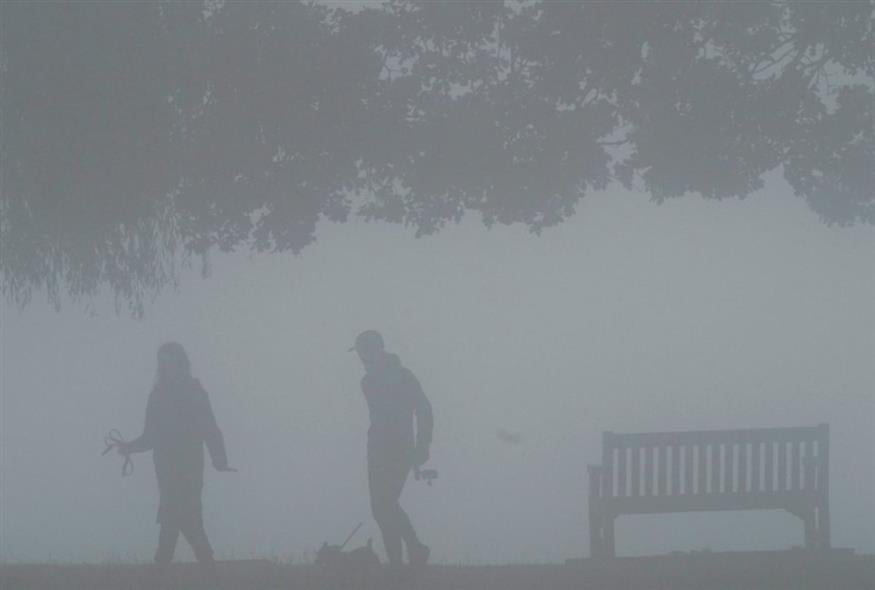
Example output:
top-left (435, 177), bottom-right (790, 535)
top-left (2, 551), bottom-right (873, 589)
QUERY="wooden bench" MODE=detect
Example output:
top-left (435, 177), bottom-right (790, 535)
top-left (588, 424), bottom-right (830, 558)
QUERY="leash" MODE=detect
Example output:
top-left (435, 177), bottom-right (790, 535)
top-left (339, 522), bottom-right (363, 551)
top-left (102, 429), bottom-right (134, 477)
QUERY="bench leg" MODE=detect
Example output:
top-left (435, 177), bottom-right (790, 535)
top-left (589, 513), bottom-right (615, 558)
top-left (590, 516), bottom-right (602, 558)
top-left (817, 503), bottom-right (831, 549)
top-left (603, 515), bottom-right (616, 558)
top-left (804, 509), bottom-right (817, 549)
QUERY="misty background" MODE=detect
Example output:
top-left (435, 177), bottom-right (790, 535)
top-left (2, 0), bottom-right (874, 572)
top-left (2, 174), bottom-right (873, 564)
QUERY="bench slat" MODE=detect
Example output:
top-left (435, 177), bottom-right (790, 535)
top-left (723, 444), bottom-right (733, 494)
top-left (659, 445), bottom-right (668, 497)
top-left (618, 446), bottom-right (627, 498)
top-left (791, 440), bottom-right (802, 492)
top-left (682, 444), bottom-right (692, 495)
top-left (778, 441), bottom-right (788, 493)
top-left (644, 446), bottom-right (654, 497)
top-left (804, 442), bottom-right (815, 492)
top-left (697, 444), bottom-right (707, 494)
top-left (603, 426), bottom-right (820, 448)
top-left (602, 436), bottom-right (614, 498)
top-left (632, 446), bottom-right (641, 497)
top-left (602, 493), bottom-right (819, 515)
top-left (739, 442), bottom-right (749, 493)
top-left (710, 443), bottom-right (720, 494)
top-left (751, 441), bottom-right (762, 493)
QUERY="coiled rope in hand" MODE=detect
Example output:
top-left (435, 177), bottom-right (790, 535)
top-left (102, 429), bottom-right (134, 477)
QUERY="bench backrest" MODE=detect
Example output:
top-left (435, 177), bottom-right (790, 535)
top-left (594, 425), bottom-right (829, 501)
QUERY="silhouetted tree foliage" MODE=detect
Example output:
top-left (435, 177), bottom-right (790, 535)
top-left (2, 1), bottom-right (873, 313)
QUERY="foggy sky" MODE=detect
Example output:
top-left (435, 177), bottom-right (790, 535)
top-left (1, 175), bottom-right (873, 564)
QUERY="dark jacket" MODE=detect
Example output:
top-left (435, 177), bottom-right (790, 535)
top-left (361, 353), bottom-right (433, 460)
top-left (128, 376), bottom-right (227, 523)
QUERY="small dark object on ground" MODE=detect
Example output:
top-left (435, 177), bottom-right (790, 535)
top-left (316, 538), bottom-right (382, 589)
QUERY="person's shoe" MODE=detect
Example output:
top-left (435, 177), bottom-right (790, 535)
top-left (409, 542), bottom-right (430, 568)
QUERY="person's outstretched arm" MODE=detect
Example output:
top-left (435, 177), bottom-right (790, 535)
top-left (124, 391), bottom-right (157, 454)
top-left (196, 381), bottom-right (231, 471)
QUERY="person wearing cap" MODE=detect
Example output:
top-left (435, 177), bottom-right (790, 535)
top-left (350, 330), bottom-right (433, 569)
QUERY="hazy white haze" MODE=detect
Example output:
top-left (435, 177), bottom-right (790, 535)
top-left (3, 176), bottom-right (873, 564)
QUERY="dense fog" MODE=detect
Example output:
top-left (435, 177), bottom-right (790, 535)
top-left (2, 3), bottom-right (874, 581)
top-left (3, 178), bottom-right (873, 564)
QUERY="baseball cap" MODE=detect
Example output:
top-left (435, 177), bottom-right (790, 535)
top-left (348, 330), bottom-right (384, 352)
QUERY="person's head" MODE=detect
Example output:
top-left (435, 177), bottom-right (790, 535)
top-left (156, 341), bottom-right (191, 384)
top-left (350, 330), bottom-right (386, 370)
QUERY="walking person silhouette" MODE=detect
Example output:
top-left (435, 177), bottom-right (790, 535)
top-left (116, 342), bottom-right (235, 587)
top-left (350, 331), bottom-right (433, 572)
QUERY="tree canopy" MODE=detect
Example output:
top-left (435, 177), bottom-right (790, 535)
top-left (2, 1), bottom-right (873, 313)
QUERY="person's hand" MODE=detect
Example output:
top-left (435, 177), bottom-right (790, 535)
top-left (213, 461), bottom-right (238, 472)
top-left (412, 445), bottom-right (430, 467)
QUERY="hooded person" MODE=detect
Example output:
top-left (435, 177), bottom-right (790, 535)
top-left (350, 330), bottom-right (433, 570)
top-left (119, 342), bottom-right (235, 586)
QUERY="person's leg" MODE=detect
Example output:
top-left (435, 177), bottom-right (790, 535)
top-left (389, 462), bottom-right (428, 566)
top-left (369, 459), bottom-right (405, 567)
top-left (388, 462), bottom-right (418, 549)
top-left (154, 523), bottom-right (180, 588)
top-left (371, 456), bottom-right (429, 567)
top-left (180, 511), bottom-right (218, 587)
top-left (155, 523), bottom-right (180, 564)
